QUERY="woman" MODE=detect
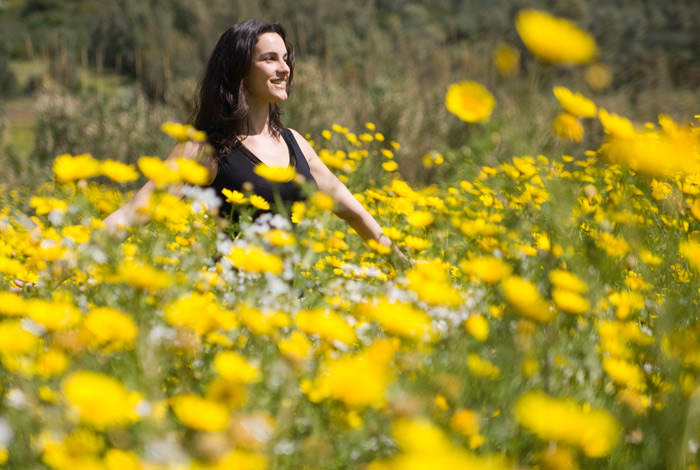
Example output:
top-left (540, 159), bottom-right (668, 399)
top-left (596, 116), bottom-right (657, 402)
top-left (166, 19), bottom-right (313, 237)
top-left (104, 19), bottom-right (395, 252)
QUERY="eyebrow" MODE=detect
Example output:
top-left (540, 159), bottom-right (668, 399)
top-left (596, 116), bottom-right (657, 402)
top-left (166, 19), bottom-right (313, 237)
top-left (259, 51), bottom-right (288, 58)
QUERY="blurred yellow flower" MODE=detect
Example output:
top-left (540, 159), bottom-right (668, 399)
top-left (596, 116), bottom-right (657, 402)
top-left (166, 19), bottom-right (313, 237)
top-left (253, 163), bottom-right (297, 183)
top-left (100, 159), bottom-right (139, 183)
top-left (34, 349), bottom-right (69, 377)
top-left (309, 339), bottom-right (396, 408)
top-left (27, 298), bottom-right (81, 331)
top-left (445, 81), bottom-right (496, 123)
top-left (295, 308), bottom-right (356, 346)
top-left (552, 288), bottom-right (590, 315)
top-left (228, 245), bottom-right (283, 274)
top-left (465, 315), bottom-right (489, 341)
top-left (63, 371), bottom-right (140, 429)
top-left (467, 353), bottom-right (501, 380)
top-left (502, 276), bottom-right (553, 322)
top-left (585, 63), bottom-right (613, 91)
top-left (30, 196), bottom-right (68, 215)
top-left (602, 357), bottom-right (646, 390)
top-left (515, 9), bottom-right (597, 64)
top-left (238, 303), bottom-right (290, 336)
top-left (137, 156), bottom-right (180, 188)
top-left (539, 445), bottom-right (579, 470)
top-left (117, 261), bottom-right (172, 291)
top-left (176, 157), bottom-right (210, 185)
top-left (52, 153), bottom-right (101, 184)
top-left (461, 256), bottom-right (512, 283)
top-left (382, 160), bottom-right (398, 172)
top-left (549, 269), bottom-right (588, 293)
top-left (164, 292), bottom-right (237, 334)
top-left (161, 122), bottom-right (206, 141)
top-left (83, 307), bottom-right (138, 351)
top-left (104, 448), bottom-right (143, 470)
top-left (514, 390), bottom-right (621, 457)
top-left (493, 43), bottom-right (520, 77)
top-left (680, 240), bottom-right (700, 271)
top-left (0, 321), bottom-right (39, 354)
top-left (170, 394), bottom-right (229, 432)
top-left (552, 112), bottom-right (584, 142)
top-left (553, 87), bottom-right (597, 118)
top-left (407, 210), bottom-right (435, 228)
top-left (356, 298), bottom-right (433, 340)
top-left (0, 292), bottom-right (27, 316)
top-left (406, 260), bottom-right (462, 307)
top-left (450, 408), bottom-right (480, 436)
top-left (214, 350), bottom-right (261, 384)
top-left (277, 332), bottom-right (312, 361)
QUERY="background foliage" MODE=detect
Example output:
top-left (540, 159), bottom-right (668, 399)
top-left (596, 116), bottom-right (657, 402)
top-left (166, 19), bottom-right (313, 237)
top-left (0, 0), bottom-right (699, 186)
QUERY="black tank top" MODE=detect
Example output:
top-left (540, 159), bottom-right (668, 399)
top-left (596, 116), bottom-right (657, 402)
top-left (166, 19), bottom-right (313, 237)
top-left (208, 128), bottom-right (317, 219)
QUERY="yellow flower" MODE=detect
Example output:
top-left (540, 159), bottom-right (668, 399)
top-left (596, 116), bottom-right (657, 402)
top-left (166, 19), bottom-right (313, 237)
top-left (61, 224), bottom-right (91, 244)
top-left (585, 63), bottom-right (613, 91)
top-left (0, 321), bottom-right (39, 354)
top-left (100, 160), bottom-right (140, 183)
top-left (514, 390), bottom-right (621, 457)
top-left (277, 332), bottom-right (312, 361)
top-left (553, 86), bottom-right (597, 118)
top-left (404, 235), bottom-right (431, 251)
top-left (214, 351), bottom-right (261, 384)
top-left (382, 160), bottom-right (398, 172)
top-left (249, 194), bottom-right (271, 211)
top-left (467, 353), bottom-right (501, 380)
top-left (217, 450), bottom-right (268, 470)
top-left (445, 81), bottom-right (496, 123)
top-left (598, 109), bottom-right (635, 137)
top-left (356, 298), bottom-right (433, 340)
top-left (450, 409), bottom-right (480, 436)
top-left (552, 288), bottom-right (590, 315)
top-left (63, 371), bottom-right (140, 429)
top-left (680, 240), bottom-right (700, 271)
top-left (539, 445), bottom-right (579, 470)
top-left (137, 156), bottom-right (180, 188)
top-left (228, 245), bottom-right (283, 274)
top-left (104, 448), bottom-right (143, 470)
top-left (295, 308), bottom-right (357, 346)
top-left (367, 418), bottom-right (510, 470)
top-left (161, 122), bottom-right (206, 141)
top-left (552, 112), bottom-right (584, 142)
top-left (460, 256), bottom-right (512, 283)
top-left (515, 9), bottom-right (597, 64)
top-left (549, 269), bottom-right (588, 293)
top-left (170, 394), bottom-right (229, 432)
top-left (117, 261), bottom-right (172, 291)
top-left (493, 43), bottom-right (520, 77)
top-left (253, 163), bottom-right (297, 183)
top-left (609, 291), bottom-right (644, 319)
top-left (176, 157), bottom-right (210, 185)
top-left (52, 153), bottom-right (101, 184)
top-left (34, 349), bottom-right (69, 377)
top-left (83, 307), bottom-right (138, 351)
top-left (221, 188), bottom-right (247, 205)
top-left (309, 339), bottom-right (396, 408)
top-left (602, 357), bottom-right (646, 390)
top-left (502, 276), bottom-right (553, 322)
top-left (30, 196), bottom-right (68, 215)
top-left (407, 210), bottom-right (434, 228)
top-left (465, 315), bottom-right (489, 341)
top-left (263, 228), bottom-right (296, 247)
top-left (405, 260), bottom-right (462, 307)
top-left (0, 292), bottom-right (27, 316)
top-left (27, 298), bottom-right (81, 331)
top-left (164, 292), bottom-right (237, 334)
top-left (238, 303), bottom-right (290, 336)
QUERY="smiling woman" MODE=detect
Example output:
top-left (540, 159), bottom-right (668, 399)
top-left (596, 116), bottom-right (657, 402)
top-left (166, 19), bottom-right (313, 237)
top-left (103, 19), bottom-right (402, 259)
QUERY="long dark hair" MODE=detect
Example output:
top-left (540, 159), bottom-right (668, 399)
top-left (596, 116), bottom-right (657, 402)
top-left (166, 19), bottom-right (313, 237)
top-left (192, 20), bottom-right (295, 161)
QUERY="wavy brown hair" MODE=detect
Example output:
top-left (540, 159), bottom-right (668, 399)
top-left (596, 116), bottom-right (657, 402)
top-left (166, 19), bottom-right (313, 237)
top-left (192, 20), bottom-right (295, 161)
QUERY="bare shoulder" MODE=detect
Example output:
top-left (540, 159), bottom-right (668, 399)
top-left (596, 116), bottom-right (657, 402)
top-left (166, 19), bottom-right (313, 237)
top-left (287, 128), bottom-right (316, 158)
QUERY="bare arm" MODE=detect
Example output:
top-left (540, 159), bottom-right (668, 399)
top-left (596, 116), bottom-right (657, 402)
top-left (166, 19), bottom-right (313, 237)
top-left (289, 129), bottom-right (391, 247)
top-left (103, 141), bottom-right (214, 235)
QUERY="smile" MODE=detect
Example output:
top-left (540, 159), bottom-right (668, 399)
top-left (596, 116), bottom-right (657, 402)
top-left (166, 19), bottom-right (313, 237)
top-left (271, 79), bottom-right (287, 88)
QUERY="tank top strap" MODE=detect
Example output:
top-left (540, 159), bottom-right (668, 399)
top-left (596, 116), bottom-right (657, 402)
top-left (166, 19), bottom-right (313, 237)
top-left (281, 128), bottom-right (303, 166)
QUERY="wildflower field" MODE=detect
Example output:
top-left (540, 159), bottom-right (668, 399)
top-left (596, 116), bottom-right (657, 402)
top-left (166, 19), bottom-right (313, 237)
top-left (2, 8), bottom-right (700, 470)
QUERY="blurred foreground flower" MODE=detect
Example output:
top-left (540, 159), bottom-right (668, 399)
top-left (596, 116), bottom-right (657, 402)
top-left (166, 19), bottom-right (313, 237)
top-left (63, 371), bottom-right (140, 429)
top-left (52, 153), bottom-right (101, 184)
top-left (516, 9), bottom-right (597, 64)
top-left (161, 122), bottom-right (206, 141)
top-left (445, 81), bottom-right (496, 123)
top-left (514, 391), bottom-right (621, 457)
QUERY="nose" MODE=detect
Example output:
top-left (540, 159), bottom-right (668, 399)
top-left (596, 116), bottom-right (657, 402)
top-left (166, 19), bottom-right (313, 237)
top-left (278, 59), bottom-right (290, 75)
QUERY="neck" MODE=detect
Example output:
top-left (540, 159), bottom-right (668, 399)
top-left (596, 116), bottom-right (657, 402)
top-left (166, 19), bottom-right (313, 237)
top-left (244, 100), bottom-right (272, 137)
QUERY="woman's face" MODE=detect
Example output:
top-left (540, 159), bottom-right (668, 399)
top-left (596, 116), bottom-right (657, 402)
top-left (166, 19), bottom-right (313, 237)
top-left (246, 32), bottom-right (290, 105)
